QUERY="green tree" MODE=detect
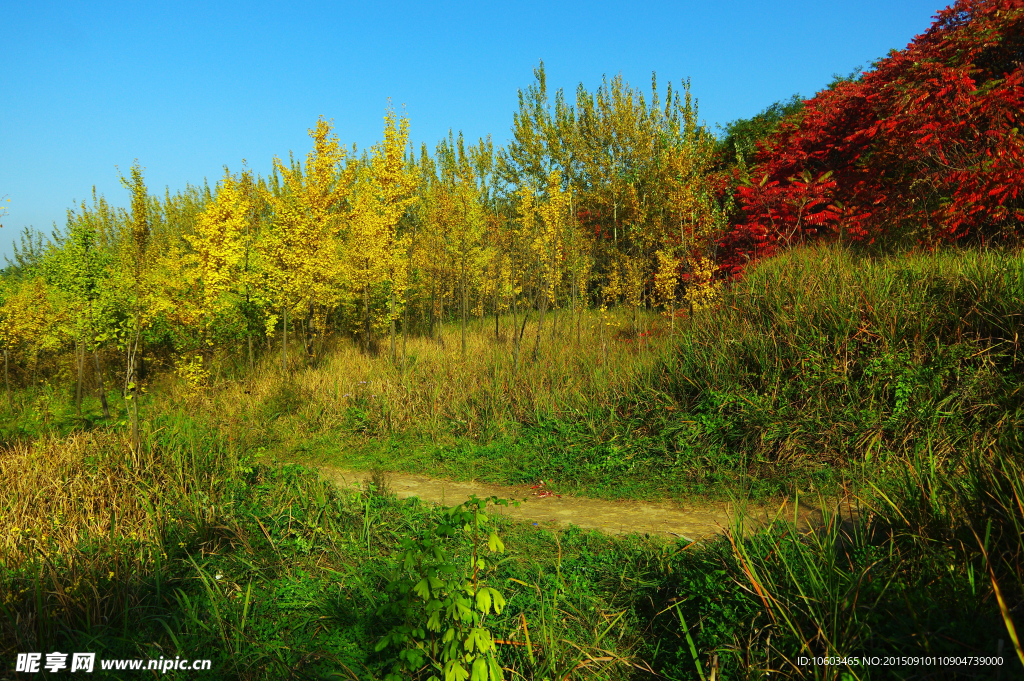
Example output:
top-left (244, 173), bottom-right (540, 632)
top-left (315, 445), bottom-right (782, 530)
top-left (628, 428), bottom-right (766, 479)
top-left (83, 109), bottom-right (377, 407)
top-left (50, 205), bottom-right (114, 417)
top-left (118, 161), bottom-right (152, 450)
top-left (715, 94), bottom-right (805, 168)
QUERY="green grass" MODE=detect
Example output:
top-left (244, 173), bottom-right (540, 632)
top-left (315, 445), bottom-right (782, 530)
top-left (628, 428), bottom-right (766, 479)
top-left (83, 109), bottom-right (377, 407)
top-left (2, 414), bottom-right (1021, 679)
top-left (2, 243), bottom-right (1024, 679)
top-left (239, 244), bottom-right (1024, 510)
top-left (15, 243), bottom-right (1021, 505)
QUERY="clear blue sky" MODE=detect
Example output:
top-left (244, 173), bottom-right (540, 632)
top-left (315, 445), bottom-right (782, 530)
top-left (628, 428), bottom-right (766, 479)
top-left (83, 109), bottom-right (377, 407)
top-left (1, 0), bottom-right (946, 261)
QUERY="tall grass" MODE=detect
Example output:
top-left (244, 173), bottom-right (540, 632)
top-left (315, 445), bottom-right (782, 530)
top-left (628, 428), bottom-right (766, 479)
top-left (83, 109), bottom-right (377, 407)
top-left (71, 243), bottom-right (1014, 504)
top-left (0, 420), bottom-right (661, 680)
top-left (203, 308), bottom-right (672, 440)
top-left (2, 243), bottom-right (1022, 679)
top-left (618, 244), bottom-right (1024, 494)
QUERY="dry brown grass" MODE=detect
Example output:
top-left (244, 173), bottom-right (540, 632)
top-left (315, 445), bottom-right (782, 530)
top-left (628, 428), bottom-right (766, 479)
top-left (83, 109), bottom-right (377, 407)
top-left (0, 431), bottom-right (166, 571)
top-left (0, 430), bottom-right (178, 651)
top-left (198, 307), bottom-right (677, 440)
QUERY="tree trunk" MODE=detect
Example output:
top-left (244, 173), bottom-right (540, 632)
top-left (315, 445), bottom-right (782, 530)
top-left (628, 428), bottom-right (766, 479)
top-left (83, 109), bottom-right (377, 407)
top-left (428, 280), bottom-right (436, 345)
top-left (363, 285), bottom-right (372, 354)
top-left (575, 282), bottom-right (582, 346)
top-left (402, 289), bottom-right (409, 373)
top-left (518, 306), bottom-right (530, 364)
top-left (92, 348), bottom-right (110, 419)
top-left (494, 276), bottom-right (501, 342)
top-left (126, 331), bottom-right (141, 453)
top-left (4, 347), bottom-right (10, 410)
top-left (511, 293), bottom-right (520, 372)
top-left (282, 306), bottom-right (288, 380)
top-left (461, 276), bottom-right (468, 359)
top-left (137, 337), bottom-right (147, 381)
top-left (75, 337), bottom-right (83, 417)
top-left (438, 291), bottom-right (445, 348)
top-left (390, 286), bottom-right (397, 364)
top-left (614, 201), bottom-right (618, 247)
top-left (300, 315), bottom-right (308, 362)
top-left (532, 291), bottom-right (548, 362)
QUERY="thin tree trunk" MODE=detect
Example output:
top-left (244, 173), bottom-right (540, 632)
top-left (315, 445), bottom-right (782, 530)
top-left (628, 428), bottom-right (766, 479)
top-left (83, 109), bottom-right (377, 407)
top-left (438, 290), bottom-right (445, 348)
top-left (4, 347), bottom-right (10, 410)
top-left (131, 366), bottom-right (140, 452)
top-left (494, 275), bottom-right (501, 342)
top-left (243, 193), bottom-right (254, 375)
top-left (91, 347), bottom-right (109, 418)
top-left (363, 285), bottom-right (371, 354)
top-left (282, 306), bottom-right (288, 380)
top-left (511, 292), bottom-right (520, 372)
top-left (573, 280), bottom-right (581, 346)
top-left (402, 290), bottom-right (409, 373)
top-left (577, 308), bottom-right (582, 345)
top-left (518, 304), bottom-right (530, 367)
top-left (137, 337), bottom-right (146, 382)
top-left (125, 330), bottom-right (141, 453)
top-left (461, 275), bottom-right (467, 359)
top-left (428, 280), bottom-right (436, 345)
top-left (532, 292), bottom-right (548, 361)
top-left (390, 286), bottom-right (397, 364)
top-left (75, 336), bottom-right (83, 416)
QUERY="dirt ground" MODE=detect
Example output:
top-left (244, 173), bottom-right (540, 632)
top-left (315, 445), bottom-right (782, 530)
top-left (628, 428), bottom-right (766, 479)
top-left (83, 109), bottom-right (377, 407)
top-left (319, 466), bottom-right (860, 541)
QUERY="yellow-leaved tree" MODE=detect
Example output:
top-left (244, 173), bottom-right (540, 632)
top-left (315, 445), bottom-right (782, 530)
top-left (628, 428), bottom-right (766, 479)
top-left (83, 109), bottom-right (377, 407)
top-left (662, 82), bottom-right (726, 314)
top-left (508, 183), bottom-right (539, 371)
top-left (342, 108), bottom-right (419, 357)
top-left (421, 133), bottom-right (486, 358)
top-left (0, 278), bottom-right (63, 407)
top-left (186, 168), bottom-right (253, 335)
top-left (531, 170), bottom-right (571, 359)
top-left (654, 248), bottom-right (681, 333)
top-left (259, 117), bottom-right (353, 377)
top-left (413, 144), bottom-right (451, 345)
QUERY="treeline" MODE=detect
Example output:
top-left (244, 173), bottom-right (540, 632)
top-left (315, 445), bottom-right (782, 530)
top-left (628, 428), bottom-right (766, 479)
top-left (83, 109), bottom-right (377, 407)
top-left (0, 65), bottom-right (727, 405)
top-left (5, 0), bottom-right (1022, 408)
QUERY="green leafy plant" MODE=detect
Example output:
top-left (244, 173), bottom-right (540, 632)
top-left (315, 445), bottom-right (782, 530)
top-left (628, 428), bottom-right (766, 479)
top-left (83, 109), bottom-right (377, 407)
top-left (375, 495), bottom-right (515, 681)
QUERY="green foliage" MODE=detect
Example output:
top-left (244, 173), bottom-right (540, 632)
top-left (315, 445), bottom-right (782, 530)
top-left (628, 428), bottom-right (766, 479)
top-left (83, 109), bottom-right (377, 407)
top-left (716, 93), bottom-right (805, 167)
top-left (4, 226), bottom-right (50, 279)
top-left (323, 244), bottom-right (1023, 506)
top-left (2, 399), bottom-right (1022, 679)
top-left (376, 495), bottom-right (511, 681)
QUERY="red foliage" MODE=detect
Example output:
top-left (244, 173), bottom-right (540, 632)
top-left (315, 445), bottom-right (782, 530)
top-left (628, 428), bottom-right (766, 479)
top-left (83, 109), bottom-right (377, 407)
top-left (719, 0), bottom-right (1024, 276)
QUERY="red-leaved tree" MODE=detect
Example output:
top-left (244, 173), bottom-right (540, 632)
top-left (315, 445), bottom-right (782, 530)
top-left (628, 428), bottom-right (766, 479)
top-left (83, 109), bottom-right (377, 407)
top-left (720, 0), bottom-right (1024, 276)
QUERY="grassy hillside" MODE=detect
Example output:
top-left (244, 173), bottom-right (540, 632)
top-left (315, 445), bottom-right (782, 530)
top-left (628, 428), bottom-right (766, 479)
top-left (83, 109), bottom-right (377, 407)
top-left (2, 244), bottom-right (1023, 679)
top-left (139, 243), bottom-right (1024, 501)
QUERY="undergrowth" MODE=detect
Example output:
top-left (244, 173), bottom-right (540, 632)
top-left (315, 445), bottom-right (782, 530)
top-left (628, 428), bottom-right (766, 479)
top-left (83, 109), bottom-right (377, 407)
top-left (1, 244), bottom-right (1023, 678)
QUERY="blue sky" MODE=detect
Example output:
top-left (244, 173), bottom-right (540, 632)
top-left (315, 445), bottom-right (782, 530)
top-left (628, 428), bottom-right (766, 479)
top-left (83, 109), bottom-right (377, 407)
top-left (2, 0), bottom-right (945, 261)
